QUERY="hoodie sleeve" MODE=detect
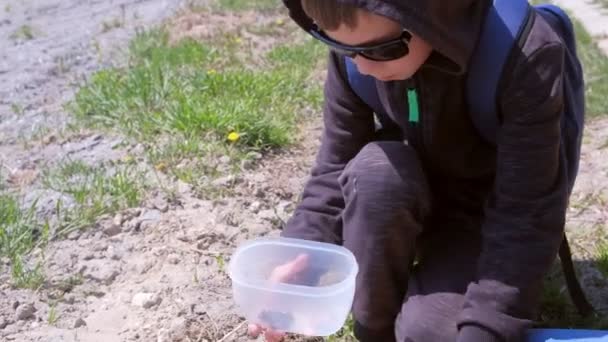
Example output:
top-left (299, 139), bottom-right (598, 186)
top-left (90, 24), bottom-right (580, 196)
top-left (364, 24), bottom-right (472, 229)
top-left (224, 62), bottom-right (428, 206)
top-left (280, 51), bottom-right (375, 244)
top-left (457, 42), bottom-right (569, 341)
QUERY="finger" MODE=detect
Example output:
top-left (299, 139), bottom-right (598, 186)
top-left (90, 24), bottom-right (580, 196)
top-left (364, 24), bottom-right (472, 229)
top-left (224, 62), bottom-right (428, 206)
top-left (247, 323), bottom-right (262, 337)
top-left (272, 253), bottom-right (309, 283)
top-left (264, 329), bottom-right (286, 342)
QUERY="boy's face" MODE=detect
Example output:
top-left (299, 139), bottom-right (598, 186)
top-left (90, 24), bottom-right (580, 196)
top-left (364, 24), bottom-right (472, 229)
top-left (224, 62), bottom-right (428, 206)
top-left (325, 10), bottom-right (433, 81)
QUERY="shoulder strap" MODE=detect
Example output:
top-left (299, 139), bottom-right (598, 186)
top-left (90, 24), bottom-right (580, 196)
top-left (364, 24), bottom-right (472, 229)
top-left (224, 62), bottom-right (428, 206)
top-left (466, 0), bottom-right (531, 144)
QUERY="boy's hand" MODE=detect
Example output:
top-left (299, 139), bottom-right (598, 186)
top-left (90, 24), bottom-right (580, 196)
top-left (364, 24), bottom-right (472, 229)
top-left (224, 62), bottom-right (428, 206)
top-left (247, 254), bottom-right (309, 342)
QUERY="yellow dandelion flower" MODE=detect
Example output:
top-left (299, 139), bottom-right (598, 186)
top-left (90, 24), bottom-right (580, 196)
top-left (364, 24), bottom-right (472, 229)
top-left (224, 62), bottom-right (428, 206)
top-left (227, 132), bottom-right (240, 142)
top-left (234, 37), bottom-right (243, 44)
top-left (275, 18), bottom-right (285, 26)
top-left (207, 69), bottom-right (217, 75)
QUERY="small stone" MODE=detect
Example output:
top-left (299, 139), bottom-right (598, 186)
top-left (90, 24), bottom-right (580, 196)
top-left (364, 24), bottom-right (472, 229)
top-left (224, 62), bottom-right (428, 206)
top-left (108, 247), bottom-right (123, 261)
top-left (15, 303), bottom-right (36, 321)
top-left (254, 188), bottom-right (266, 198)
top-left (218, 155), bottom-right (231, 165)
top-left (167, 254), bottom-right (180, 265)
top-left (241, 159), bottom-right (255, 170)
top-left (176, 234), bottom-right (190, 243)
top-left (103, 223), bottom-right (122, 237)
top-left (168, 317), bottom-right (187, 340)
top-left (157, 328), bottom-right (169, 342)
top-left (211, 175), bottom-right (239, 187)
top-left (83, 261), bottom-right (119, 285)
top-left (42, 135), bottom-right (57, 145)
top-left (0, 317), bottom-right (8, 329)
top-left (123, 208), bottom-right (141, 220)
top-left (62, 295), bottom-right (76, 305)
top-left (131, 293), bottom-right (161, 309)
top-left (11, 301), bottom-right (19, 310)
top-left (138, 210), bottom-right (161, 230)
top-left (257, 209), bottom-right (275, 221)
top-left (74, 317), bottom-right (87, 328)
top-left (151, 198), bottom-right (168, 213)
top-left (190, 303), bottom-right (206, 315)
top-left (113, 213), bottom-right (124, 227)
top-left (92, 243), bottom-right (108, 252)
top-left (67, 230), bottom-right (81, 240)
top-left (250, 152), bottom-right (263, 160)
top-left (249, 201), bottom-right (262, 213)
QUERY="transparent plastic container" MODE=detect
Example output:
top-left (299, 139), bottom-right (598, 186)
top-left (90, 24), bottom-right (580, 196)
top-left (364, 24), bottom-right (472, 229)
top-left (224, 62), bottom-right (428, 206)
top-left (228, 237), bottom-right (359, 336)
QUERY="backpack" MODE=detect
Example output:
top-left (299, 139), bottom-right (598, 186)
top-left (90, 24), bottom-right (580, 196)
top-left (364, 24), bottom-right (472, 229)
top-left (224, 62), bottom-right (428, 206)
top-left (345, 0), bottom-right (592, 317)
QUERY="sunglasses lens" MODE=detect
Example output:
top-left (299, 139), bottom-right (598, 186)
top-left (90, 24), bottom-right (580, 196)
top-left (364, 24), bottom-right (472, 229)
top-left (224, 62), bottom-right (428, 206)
top-left (362, 43), bottom-right (409, 61)
top-left (330, 47), bottom-right (357, 58)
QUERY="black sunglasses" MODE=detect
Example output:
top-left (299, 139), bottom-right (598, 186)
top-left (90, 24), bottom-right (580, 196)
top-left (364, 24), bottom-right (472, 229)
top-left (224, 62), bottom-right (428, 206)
top-left (309, 25), bottom-right (412, 61)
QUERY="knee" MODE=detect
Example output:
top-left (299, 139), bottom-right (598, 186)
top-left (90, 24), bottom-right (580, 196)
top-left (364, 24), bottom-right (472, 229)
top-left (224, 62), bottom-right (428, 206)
top-left (339, 141), bottom-right (430, 210)
top-left (394, 294), bottom-right (461, 342)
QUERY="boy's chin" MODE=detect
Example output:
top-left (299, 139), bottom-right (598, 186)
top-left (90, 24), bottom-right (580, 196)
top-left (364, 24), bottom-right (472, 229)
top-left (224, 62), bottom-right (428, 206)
top-left (375, 73), bottom-right (410, 81)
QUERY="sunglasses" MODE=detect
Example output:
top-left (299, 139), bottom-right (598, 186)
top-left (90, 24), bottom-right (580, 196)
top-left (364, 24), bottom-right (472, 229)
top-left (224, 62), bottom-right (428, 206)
top-left (310, 25), bottom-right (412, 61)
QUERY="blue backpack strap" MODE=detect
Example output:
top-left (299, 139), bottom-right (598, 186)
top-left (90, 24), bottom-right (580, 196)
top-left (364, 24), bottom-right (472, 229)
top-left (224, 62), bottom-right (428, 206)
top-left (466, 0), bottom-right (531, 144)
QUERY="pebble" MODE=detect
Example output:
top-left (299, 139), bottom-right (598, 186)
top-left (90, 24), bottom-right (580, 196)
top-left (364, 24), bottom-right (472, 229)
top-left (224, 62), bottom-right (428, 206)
top-left (167, 254), bottom-right (180, 265)
top-left (0, 317), bottom-right (8, 329)
top-left (103, 223), bottom-right (122, 237)
top-left (15, 303), bottom-right (36, 321)
top-left (74, 317), bottom-right (87, 328)
top-left (131, 293), bottom-right (161, 309)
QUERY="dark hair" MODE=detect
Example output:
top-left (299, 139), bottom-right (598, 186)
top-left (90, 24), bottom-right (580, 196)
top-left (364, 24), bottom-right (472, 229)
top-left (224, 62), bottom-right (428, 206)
top-left (301, 0), bottom-right (360, 31)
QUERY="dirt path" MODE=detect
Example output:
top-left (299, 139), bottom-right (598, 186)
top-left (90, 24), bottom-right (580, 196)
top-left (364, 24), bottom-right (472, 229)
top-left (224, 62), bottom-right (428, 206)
top-left (0, 1), bottom-right (607, 341)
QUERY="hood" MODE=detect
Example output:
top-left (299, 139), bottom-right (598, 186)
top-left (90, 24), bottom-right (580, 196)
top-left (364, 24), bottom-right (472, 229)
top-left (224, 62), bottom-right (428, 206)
top-left (282, 0), bottom-right (491, 75)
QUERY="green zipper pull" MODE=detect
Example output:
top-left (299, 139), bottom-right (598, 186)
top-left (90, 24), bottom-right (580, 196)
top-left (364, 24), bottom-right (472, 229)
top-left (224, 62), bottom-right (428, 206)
top-left (407, 88), bottom-right (420, 123)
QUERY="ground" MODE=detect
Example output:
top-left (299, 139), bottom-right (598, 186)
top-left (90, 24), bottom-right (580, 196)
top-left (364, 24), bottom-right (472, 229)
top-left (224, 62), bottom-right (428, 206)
top-left (0, 0), bottom-right (607, 341)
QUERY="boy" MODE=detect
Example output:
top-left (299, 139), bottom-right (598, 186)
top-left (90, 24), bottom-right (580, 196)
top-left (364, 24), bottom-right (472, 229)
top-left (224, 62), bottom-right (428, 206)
top-left (250, 0), bottom-right (575, 341)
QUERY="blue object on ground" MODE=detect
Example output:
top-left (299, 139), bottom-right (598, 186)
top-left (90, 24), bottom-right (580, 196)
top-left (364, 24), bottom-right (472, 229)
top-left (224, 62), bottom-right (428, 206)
top-left (527, 329), bottom-right (608, 341)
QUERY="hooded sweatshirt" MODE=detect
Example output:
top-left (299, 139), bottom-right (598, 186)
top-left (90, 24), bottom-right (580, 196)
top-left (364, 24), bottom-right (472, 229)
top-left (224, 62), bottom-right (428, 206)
top-left (281, 0), bottom-right (570, 341)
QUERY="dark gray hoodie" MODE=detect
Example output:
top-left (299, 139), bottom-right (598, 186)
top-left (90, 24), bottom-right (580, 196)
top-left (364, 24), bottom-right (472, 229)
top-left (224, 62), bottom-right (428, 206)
top-left (281, 0), bottom-right (570, 341)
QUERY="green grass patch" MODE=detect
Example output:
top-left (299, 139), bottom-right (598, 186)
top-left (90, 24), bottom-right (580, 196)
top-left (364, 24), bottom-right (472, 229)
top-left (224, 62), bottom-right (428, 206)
top-left (10, 25), bottom-right (35, 40)
top-left (71, 29), bottom-right (322, 148)
top-left (598, 242), bottom-right (608, 278)
top-left (571, 18), bottom-right (608, 117)
top-left (70, 26), bottom-right (324, 195)
top-left (0, 193), bottom-right (49, 289)
top-left (214, 0), bottom-right (280, 12)
top-left (42, 159), bottom-right (146, 236)
top-left (539, 266), bottom-right (608, 329)
top-left (326, 314), bottom-right (356, 341)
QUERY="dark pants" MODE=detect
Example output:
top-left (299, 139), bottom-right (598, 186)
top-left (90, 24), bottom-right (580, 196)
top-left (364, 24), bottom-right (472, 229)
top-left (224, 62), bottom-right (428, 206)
top-left (338, 141), bottom-right (483, 342)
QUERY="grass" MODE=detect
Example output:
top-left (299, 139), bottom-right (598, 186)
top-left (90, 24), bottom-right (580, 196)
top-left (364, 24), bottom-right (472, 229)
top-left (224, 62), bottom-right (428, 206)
top-left (326, 315), bottom-right (355, 342)
top-left (598, 242), bottom-right (608, 278)
top-left (70, 27), bottom-right (324, 197)
top-left (42, 159), bottom-right (146, 237)
top-left (102, 18), bottom-right (123, 33)
top-left (571, 17), bottom-right (608, 117)
top-left (0, 193), bottom-right (49, 289)
top-left (10, 25), bottom-right (35, 40)
top-left (48, 302), bottom-right (59, 325)
top-left (539, 272), bottom-right (608, 329)
top-left (215, 0), bottom-right (281, 11)
top-left (11, 103), bottom-right (24, 117)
